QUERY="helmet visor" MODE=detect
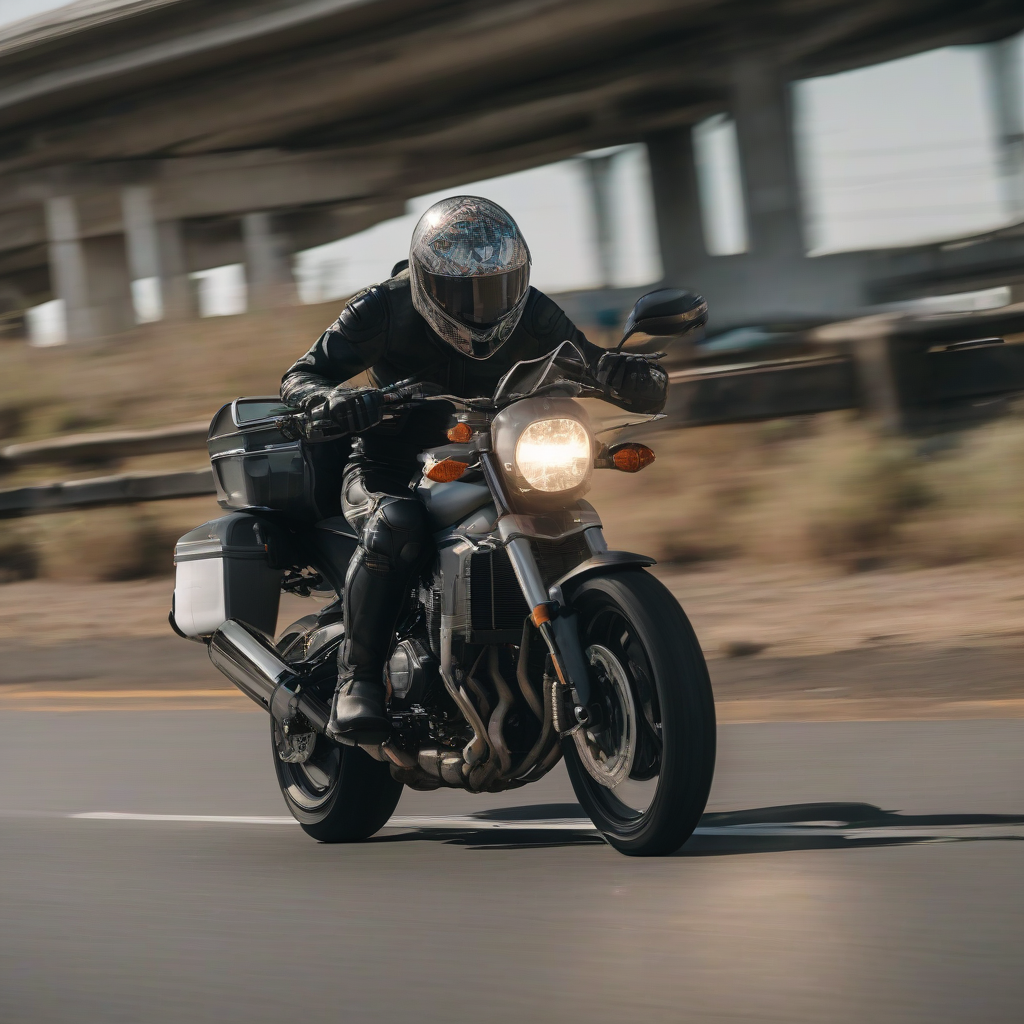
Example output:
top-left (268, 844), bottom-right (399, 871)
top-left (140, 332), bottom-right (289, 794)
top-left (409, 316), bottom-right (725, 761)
top-left (421, 266), bottom-right (529, 327)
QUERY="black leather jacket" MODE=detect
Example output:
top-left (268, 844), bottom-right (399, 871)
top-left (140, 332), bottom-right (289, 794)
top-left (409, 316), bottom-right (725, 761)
top-left (281, 269), bottom-right (665, 472)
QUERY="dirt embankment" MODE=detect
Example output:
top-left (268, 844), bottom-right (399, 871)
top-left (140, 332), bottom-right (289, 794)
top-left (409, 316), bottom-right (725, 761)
top-left (1, 562), bottom-right (1021, 720)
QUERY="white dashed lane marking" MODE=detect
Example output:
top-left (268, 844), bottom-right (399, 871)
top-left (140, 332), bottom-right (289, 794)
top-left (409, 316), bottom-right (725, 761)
top-left (50, 811), bottom-right (1024, 840)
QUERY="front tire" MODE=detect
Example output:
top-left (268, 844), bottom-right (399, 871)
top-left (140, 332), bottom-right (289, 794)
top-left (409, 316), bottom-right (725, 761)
top-left (562, 570), bottom-right (716, 856)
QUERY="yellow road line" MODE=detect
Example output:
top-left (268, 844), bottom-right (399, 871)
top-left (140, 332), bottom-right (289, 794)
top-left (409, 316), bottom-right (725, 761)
top-left (0, 687), bottom-right (256, 712)
top-left (4, 688), bottom-right (1024, 721)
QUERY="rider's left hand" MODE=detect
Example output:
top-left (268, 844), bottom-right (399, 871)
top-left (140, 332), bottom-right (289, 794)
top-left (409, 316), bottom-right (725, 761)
top-left (595, 352), bottom-right (668, 413)
top-left (324, 386), bottom-right (385, 433)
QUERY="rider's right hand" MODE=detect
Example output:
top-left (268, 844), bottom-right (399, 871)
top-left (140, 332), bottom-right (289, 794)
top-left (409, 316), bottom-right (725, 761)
top-left (323, 386), bottom-right (385, 433)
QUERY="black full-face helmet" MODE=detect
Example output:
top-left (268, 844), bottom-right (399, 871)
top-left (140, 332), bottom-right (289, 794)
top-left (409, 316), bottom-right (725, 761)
top-left (409, 195), bottom-right (532, 359)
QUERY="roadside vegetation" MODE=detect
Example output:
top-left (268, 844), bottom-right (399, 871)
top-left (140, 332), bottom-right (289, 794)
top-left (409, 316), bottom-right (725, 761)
top-left (593, 404), bottom-right (1024, 570)
top-left (1, 306), bottom-right (1023, 582)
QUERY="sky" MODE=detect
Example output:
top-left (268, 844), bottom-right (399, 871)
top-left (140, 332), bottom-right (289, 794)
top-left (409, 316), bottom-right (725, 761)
top-left (2, 2), bottom-right (1022, 335)
top-left (796, 44), bottom-right (1013, 254)
top-left (0, 0), bottom-right (66, 24)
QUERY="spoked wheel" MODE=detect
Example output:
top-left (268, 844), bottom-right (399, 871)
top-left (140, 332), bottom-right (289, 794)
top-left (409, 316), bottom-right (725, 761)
top-left (271, 626), bottom-right (402, 843)
top-left (563, 570), bottom-right (716, 856)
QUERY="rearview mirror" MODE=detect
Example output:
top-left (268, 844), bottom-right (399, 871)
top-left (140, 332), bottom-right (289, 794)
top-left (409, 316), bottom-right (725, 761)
top-left (619, 289), bottom-right (708, 348)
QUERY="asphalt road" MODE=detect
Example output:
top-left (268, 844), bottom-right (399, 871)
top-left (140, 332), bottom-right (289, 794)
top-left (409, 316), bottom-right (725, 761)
top-left (1, 710), bottom-right (1022, 1024)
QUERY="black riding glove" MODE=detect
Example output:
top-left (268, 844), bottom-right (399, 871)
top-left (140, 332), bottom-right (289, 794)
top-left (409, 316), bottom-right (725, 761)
top-left (323, 387), bottom-right (385, 433)
top-left (595, 352), bottom-right (669, 413)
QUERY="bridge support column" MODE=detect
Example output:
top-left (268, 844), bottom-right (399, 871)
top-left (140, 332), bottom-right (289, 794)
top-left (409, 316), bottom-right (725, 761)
top-left (122, 186), bottom-right (161, 284)
top-left (46, 196), bottom-right (135, 340)
top-left (45, 196), bottom-right (92, 340)
top-left (646, 126), bottom-right (707, 286)
top-left (158, 219), bottom-right (198, 320)
top-left (242, 211), bottom-right (298, 309)
top-left (984, 35), bottom-right (1024, 223)
top-left (122, 187), bottom-right (198, 321)
top-left (731, 53), bottom-right (804, 262)
top-left (580, 153), bottom-right (616, 288)
top-left (80, 236), bottom-right (136, 336)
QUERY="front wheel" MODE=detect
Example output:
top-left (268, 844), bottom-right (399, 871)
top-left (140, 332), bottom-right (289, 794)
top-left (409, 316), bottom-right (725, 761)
top-left (562, 570), bottom-right (716, 855)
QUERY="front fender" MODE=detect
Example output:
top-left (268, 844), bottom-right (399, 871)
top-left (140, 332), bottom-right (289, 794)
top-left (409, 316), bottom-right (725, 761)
top-left (552, 551), bottom-right (656, 597)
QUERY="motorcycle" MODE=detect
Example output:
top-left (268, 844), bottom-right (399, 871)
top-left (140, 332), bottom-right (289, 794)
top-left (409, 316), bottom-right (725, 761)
top-left (171, 288), bottom-right (715, 855)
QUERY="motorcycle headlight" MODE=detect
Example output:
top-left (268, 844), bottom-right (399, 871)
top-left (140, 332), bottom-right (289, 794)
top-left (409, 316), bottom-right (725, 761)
top-left (514, 417), bottom-right (592, 493)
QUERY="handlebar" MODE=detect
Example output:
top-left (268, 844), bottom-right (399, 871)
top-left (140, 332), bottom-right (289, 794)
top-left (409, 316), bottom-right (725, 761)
top-left (274, 368), bottom-right (613, 442)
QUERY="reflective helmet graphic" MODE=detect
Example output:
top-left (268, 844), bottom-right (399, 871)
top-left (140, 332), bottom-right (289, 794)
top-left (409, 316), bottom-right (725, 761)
top-left (409, 196), bottom-right (531, 359)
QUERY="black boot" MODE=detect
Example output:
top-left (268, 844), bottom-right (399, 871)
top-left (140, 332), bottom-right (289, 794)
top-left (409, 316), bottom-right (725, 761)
top-left (329, 485), bottom-right (430, 745)
top-left (326, 676), bottom-right (390, 744)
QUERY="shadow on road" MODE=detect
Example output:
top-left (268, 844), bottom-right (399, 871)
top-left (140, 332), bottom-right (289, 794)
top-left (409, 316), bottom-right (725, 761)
top-left (370, 801), bottom-right (1024, 854)
top-left (675, 801), bottom-right (1024, 857)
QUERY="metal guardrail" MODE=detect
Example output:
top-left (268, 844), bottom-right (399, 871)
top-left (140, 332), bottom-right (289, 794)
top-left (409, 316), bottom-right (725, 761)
top-left (0, 421), bottom-right (209, 469)
top-left (665, 355), bottom-right (856, 427)
top-left (0, 469), bottom-right (215, 520)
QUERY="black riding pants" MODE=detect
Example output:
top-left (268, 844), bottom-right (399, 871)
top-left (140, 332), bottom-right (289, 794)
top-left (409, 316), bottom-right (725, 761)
top-left (338, 460), bottom-right (431, 688)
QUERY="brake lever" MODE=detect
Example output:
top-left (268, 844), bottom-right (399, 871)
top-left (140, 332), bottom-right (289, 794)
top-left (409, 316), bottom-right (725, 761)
top-left (275, 409), bottom-right (350, 443)
top-left (275, 415), bottom-right (306, 441)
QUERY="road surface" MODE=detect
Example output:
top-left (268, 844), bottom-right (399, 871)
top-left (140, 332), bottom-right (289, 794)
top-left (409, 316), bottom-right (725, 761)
top-left (1, 709), bottom-right (1022, 1023)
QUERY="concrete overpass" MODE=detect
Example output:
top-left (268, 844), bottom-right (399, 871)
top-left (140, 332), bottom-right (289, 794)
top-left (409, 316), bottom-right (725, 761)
top-left (0, 0), bottom-right (1023, 338)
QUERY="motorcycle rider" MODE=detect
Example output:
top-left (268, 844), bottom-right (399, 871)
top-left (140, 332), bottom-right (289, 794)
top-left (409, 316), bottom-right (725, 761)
top-left (281, 196), bottom-right (669, 744)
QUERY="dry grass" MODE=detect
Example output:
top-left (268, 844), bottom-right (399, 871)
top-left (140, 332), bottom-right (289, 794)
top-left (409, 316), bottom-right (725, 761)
top-left (593, 404), bottom-right (1024, 571)
top-left (3, 496), bottom-right (223, 583)
top-left (0, 301), bottom-right (343, 446)
top-left (2, 307), bottom-right (1024, 581)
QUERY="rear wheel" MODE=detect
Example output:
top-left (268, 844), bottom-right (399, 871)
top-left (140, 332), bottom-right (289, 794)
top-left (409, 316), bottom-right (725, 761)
top-left (562, 570), bottom-right (716, 856)
top-left (271, 624), bottom-right (402, 843)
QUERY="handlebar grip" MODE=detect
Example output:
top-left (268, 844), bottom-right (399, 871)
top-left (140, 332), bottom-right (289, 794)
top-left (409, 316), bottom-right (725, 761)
top-left (381, 385), bottom-right (420, 406)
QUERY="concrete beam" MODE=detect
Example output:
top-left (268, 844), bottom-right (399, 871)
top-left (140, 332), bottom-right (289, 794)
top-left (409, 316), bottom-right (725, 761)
top-left (0, 0), bottom-right (718, 165)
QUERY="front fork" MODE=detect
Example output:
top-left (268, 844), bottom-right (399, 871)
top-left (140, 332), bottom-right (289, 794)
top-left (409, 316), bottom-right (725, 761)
top-left (501, 524), bottom-right (605, 726)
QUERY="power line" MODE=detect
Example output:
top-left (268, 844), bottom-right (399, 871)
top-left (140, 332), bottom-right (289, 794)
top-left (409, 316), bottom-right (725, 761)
top-left (803, 140), bottom-right (993, 157)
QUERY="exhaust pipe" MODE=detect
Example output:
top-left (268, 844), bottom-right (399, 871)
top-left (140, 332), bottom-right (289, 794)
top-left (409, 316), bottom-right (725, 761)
top-left (208, 619), bottom-right (329, 733)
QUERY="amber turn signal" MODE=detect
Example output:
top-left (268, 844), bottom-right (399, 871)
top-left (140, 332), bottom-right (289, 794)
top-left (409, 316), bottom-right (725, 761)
top-left (425, 458), bottom-right (469, 483)
top-left (611, 444), bottom-right (655, 473)
top-left (446, 422), bottom-right (474, 443)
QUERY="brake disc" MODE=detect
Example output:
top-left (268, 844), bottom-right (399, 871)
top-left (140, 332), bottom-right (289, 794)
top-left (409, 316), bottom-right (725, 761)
top-left (573, 644), bottom-right (637, 789)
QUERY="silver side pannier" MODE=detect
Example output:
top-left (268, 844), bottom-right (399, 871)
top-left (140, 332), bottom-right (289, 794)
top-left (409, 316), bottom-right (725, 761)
top-left (172, 513), bottom-right (282, 638)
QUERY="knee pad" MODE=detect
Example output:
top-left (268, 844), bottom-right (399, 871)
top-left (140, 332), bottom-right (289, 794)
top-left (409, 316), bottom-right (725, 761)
top-left (363, 496), bottom-right (429, 567)
top-left (376, 496), bottom-right (428, 537)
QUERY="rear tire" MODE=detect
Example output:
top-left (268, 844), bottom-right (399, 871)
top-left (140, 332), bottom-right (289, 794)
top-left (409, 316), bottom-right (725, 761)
top-left (562, 570), bottom-right (716, 856)
top-left (271, 624), bottom-right (402, 843)
top-left (273, 721), bottom-right (403, 842)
